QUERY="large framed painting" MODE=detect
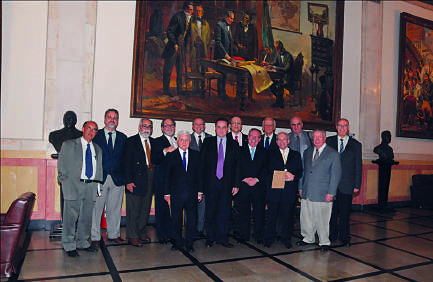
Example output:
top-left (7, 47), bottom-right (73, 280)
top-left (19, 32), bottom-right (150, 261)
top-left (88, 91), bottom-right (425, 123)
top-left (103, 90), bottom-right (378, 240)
top-left (396, 12), bottom-right (433, 139)
top-left (130, 1), bottom-right (344, 130)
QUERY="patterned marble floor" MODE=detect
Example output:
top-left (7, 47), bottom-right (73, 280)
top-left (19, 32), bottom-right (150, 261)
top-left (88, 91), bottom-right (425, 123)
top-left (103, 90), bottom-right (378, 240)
top-left (6, 207), bottom-right (433, 281)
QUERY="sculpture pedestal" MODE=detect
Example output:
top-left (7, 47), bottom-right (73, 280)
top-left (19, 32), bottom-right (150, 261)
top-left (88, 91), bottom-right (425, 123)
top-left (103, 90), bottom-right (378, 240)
top-left (372, 159), bottom-right (400, 212)
top-left (371, 159), bottom-right (399, 213)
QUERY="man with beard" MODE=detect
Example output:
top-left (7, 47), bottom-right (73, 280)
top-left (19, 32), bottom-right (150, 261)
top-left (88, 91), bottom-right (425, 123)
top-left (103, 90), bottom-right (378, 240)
top-left (91, 109), bottom-right (127, 246)
top-left (123, 118), bottom-right (155, 247)
top-left (151, 118), bottom-right (177, 243)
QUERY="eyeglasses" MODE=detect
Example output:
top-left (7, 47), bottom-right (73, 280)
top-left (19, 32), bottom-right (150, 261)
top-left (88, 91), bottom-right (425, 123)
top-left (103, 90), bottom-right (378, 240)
top-left (163, 124), bottom-right (175, 128)
top-left (337, 124), bottom-right (348, 127)
top-left (140, 125), bottom-right (152, 129)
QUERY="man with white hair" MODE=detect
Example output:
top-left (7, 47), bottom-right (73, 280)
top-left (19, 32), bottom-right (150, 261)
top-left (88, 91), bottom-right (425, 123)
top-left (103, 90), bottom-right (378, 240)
top-left (164, 131), bottom-right (203, 252)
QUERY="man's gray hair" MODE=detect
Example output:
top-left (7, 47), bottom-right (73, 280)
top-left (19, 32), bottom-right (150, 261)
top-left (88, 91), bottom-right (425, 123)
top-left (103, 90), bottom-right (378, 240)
top-left (262, 117), bottom-right (276, 128)
top-left (313, 129), bottom-right (326, 137)
top-left (177, 130), bottom-right (191, 138)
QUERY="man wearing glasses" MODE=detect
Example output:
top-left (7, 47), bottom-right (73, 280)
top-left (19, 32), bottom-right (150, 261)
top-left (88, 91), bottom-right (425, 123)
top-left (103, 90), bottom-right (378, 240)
top-left (151, 118), bottom-right (177, 244)
top-left (123, 118), bottom-right (155, 247)
top-left (326, 118), bottom-right (362, 247)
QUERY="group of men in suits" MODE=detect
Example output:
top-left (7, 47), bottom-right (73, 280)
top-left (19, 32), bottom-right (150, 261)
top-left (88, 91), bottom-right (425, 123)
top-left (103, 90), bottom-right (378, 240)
top-left (58, 111), bottom-right (362, 256)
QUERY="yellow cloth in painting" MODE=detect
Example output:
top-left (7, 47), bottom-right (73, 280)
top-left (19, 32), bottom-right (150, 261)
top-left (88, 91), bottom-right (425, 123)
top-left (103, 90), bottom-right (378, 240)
top-left (240, 62), bottom-right (273, 93)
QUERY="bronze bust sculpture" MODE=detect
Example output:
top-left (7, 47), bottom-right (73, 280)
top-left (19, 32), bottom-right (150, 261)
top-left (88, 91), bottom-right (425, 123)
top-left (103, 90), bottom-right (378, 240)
top-left (49, 111), bottom-right (82, 154)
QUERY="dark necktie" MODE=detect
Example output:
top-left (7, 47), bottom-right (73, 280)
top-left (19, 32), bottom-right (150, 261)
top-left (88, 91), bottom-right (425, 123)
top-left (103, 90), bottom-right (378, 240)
top-left (313, 148), bottom-right (319, 166)
top-left (216, 139), bottom-right (224, 179)
top-left (108, 132), bottom-right (114, 153)
top-left (265, 136), bottom-right (270, 149)
top-left (198, 135), bottom-right (202, 151)
top-left (85, 143), bottom-right (93, 179)
top-left (183, 151), bottom-right (187, 171)
top-left (295, 135), bottom-right (301, 152)
top-left (251, 147), bottom-right (255, 160)
top-left (340, 138), bottom-right (344, 154)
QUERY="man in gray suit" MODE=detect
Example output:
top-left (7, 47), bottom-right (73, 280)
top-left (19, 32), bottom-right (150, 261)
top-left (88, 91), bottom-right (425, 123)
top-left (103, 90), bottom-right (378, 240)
top-left (298, 130), bottom-right (341, 252)
top-left (58, 121), bottom-right (103, 257)
top-left (288, 116), bottom-right (312, 160)
top-left (189, 117), bottom-right (211, 238)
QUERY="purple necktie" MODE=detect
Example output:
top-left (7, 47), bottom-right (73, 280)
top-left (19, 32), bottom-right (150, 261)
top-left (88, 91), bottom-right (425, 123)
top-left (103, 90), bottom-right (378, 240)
top-left (216, 139), bottom-right (224, 179)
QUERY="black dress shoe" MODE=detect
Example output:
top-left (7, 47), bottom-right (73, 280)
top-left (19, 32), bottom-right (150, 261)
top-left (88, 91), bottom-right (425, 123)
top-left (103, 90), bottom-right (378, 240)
top-left (320, 245), bottom-right (329, 252)
top-left (171, 244), bottom-right (181, 251)
top-left (66, 250), bottom-right (79, 257)
top-left (196, 231), bottom-right (206, 239)
top-left (264, 243), bottom-right (272, 248)
top-left (77, 245), bottom-right (98, 252)
top-left (218, 242), bottom-right (234, 248)
top-left (342, 241), bottom-right (351, 247)
top-left (256, 239), bottom-right (264, 244)
top-left (297, 240), bottom-right (312, 246)
top-left (236, 238), bottom-right (246, 244)
top-left (205, 240), bottom-right (214, 248)
top-left (186, 245), bottom-right (194, 252)
top-left (284, 243), bottom-right (293, 249)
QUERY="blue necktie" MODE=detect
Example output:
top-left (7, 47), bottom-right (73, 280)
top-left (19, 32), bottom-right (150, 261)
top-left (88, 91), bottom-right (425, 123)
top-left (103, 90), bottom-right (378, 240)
top-left (85, 143), bottom-right (93, 179)
top-left (251, 147), bottom-right (255, 160)
top-left (183, 151), bottom-right (187, 171)
top-left (265, 137), bottom-right (270, 149)
top-left (340, 138), bottom-right (344, 154)
top-left (108, 132), bottom-right (114, 154)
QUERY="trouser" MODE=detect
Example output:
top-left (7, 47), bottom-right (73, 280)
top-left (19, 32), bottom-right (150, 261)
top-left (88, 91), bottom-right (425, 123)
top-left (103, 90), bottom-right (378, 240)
top-left (329, 191), bottom-right (353, 242)
top-left (126, 169), bottom-right (154, 239)
top-left (91, 175), bottom-right (124, 240)
top-left (163, 51), bottom-right (183, 94)
top-left (265, 197), bottom-right (295, 246)
top-left (300, 199), bottom-right (333, 246)
top-left (171, 192), bottom-right (197, 247)
top-left (63, 198), bottom-right (94, 251)
top-left (205, 178), bottom-right (231, 243)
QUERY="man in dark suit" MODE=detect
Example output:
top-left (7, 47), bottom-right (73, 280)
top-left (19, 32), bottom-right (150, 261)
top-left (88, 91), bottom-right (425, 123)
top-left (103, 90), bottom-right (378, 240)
top-left (233, 12), bottom-right (258, 61)
top-left (189, 117), bottom-right (211, 238)
top-left (91, 109), bottom-right (127, 245)
top-left (58, 121), bottom-right (102, 257)
top-left (164, 131), bottom-right (203, 252)
top-left (151, 118), bottom-right (177, 243)
top-left (269, 41), bottom-right (295, 109)
top-left (236, 128), bottom-right (268, 244)
top-left (264, 132), bottom-right (303, 249)
top-left (326, 118), bottom-right (362, 247)
top-left (123, 118), bottom-right (155, 247)
top-left (228, 116), bottom-right (248, 147)
top-left (214, 10), bottom-right (235, 100)
top-left (201, 117), bottom-right (240, 248)
top-left (298, 130), bottom-right (341, 252)
top-left (258, 117), bottom-right (278, 150)
top-left (161, 2), bottom-right (193, 96)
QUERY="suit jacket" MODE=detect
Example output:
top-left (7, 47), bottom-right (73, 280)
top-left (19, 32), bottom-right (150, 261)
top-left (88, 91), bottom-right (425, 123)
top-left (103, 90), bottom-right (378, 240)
top-left (163, 149), bottom-right (202, 198)
top-left (301, 145), bottom-right (342, 202)
top-left (92, 129), bottom-right (127, 186)
top-left (239, 145), bottom-right (268, 192)
top-left (123, 134), bottom-right (155, 196)
top-left (214, 18), bottom-right (233, 60)
top-left (201, 136), bottom-right (241, 195)
top-left (272, 49), bottom-right (294, 85)
top-left (258, 133), bottom-right (278, 151)
top-left (288, 131), bottom-right (313, 159)
top-left (189, 132), bottom-right (211, 152)
top-left (228, 132), bottom-right (248, 147)
top-left (57, 137), bottom-right (103, 201)
top-left (151, 135), bottom-right (175, 191)
top-left (267, 148), bottom-right (303, 203)
top-left (161, 11), bottom-right (190, 59)
top-left (233, 22), bottom-right (258, 61)
top-left (326, 135), bottom-right (362, 194)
